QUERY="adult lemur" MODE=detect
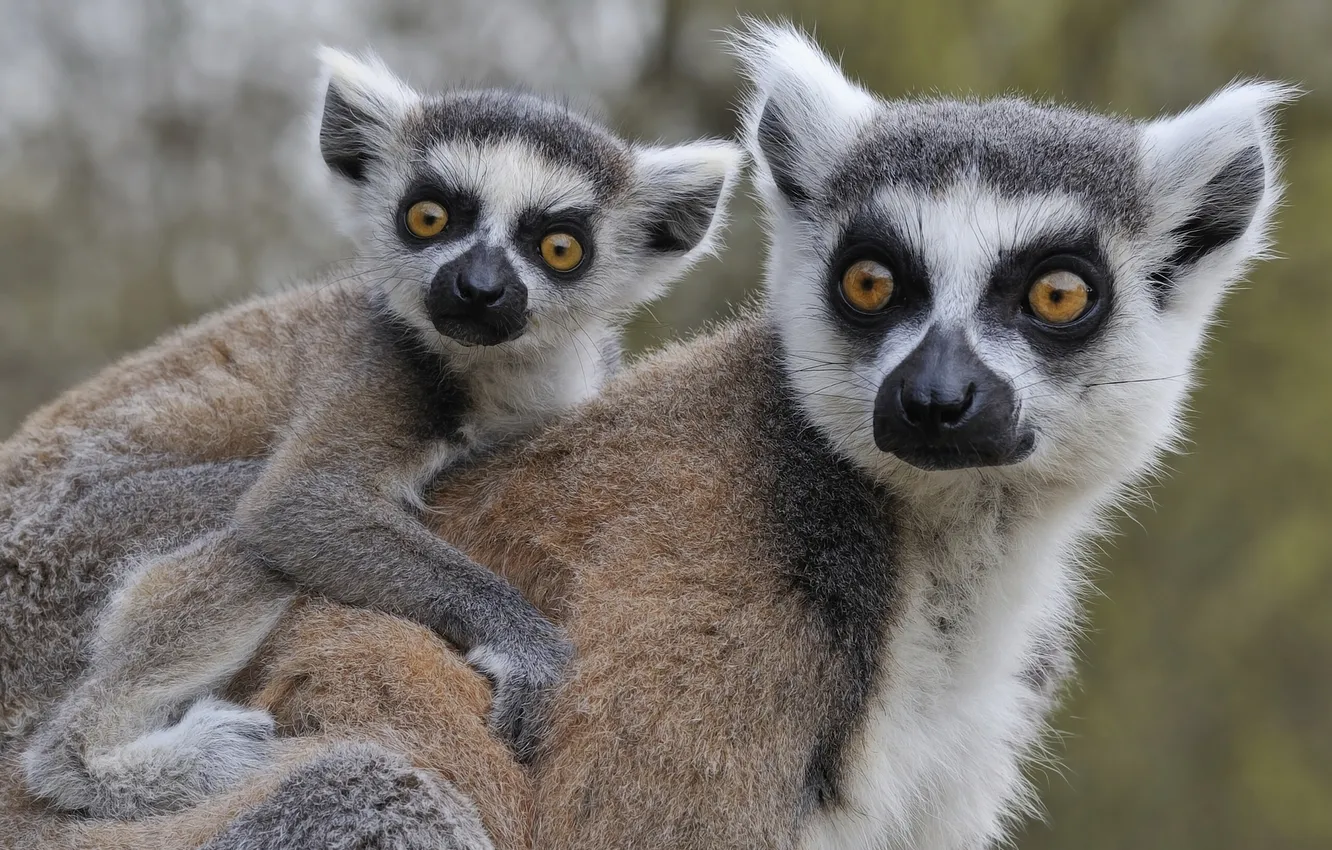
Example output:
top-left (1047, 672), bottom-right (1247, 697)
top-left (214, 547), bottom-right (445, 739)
top-left (0, 47), bottom-right (741, 821)
top-left (2, 21), bottom-right (1292, 850)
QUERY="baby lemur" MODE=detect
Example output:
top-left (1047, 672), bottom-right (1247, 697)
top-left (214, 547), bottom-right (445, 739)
top-left (3, 47), bottom-right (740, 819)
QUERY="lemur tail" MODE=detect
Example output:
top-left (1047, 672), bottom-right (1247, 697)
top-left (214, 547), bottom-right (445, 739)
top-left (1, 741), bottom-right (494, 850)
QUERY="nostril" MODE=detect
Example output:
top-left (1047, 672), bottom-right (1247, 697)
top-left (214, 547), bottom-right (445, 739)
top-left (453, 274), bottom-right (479, 304)
top-left (898, 382), bottom-right (925, 426)
top-left (898, 381), bottom-right (976, 432)
top-left (937, 383), bottom-right (976, 427)
top-left (453, 275), bottom-right (504, 306)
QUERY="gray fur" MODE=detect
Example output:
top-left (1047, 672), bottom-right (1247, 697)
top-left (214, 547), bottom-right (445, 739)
top-left (184, 29), bottom-right (1290, 848)
top-left (21, 530), bottom-right (289, 817)
top-left (5, 46), bottom-right (740, 822)
top-left (830, 98), bottom-right (1145, 228)
top-left (1, 459), bottom-right (266, 746)
top-left (406, 90), bottom-right (634, 201)
top-left (201, 743), bottom-right (494, 850)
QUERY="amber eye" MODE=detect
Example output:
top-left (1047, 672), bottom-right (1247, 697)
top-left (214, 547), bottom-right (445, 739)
top-left (1027, 269), bottom-right (1092, 325)
top-left (839, 259), bottom-right (895, 313)
top-left (540, 231), bottom-right (585, 272)
top-left (404, 200), bottom-right (448, 239)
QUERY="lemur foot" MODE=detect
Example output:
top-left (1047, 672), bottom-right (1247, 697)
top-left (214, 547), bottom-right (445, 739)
top-left (25, 697), bottom-right (277, 819)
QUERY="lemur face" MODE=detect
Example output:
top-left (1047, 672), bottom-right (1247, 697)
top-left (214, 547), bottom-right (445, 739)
top-left (316, 49), bottom-right (741, 354)
top-left (736, 23), bottom-right (1292, 487)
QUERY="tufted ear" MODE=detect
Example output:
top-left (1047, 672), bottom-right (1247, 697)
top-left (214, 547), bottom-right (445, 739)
top-left (728, 20), bottom-right (878, 209)
top-left (629, 139), bottom-right (744, 257)
top-left (1140, 81), bottom-right (1299, 307)
top-left (315, 47), bottom-right (420, 184)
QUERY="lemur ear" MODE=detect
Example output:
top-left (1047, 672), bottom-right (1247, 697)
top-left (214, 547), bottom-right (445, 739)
top-left (629, 140), bottom-right (744, 256)
top-left (728, 20), bottom-right (878, 209)
top-left (316, 47), bottom-right (420, 184)
top-left (1141, 81), bottom-right (1299, 305)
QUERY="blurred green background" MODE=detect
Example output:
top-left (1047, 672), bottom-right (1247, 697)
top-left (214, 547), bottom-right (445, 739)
top-left (1, 0), bottom-right (1328, 846)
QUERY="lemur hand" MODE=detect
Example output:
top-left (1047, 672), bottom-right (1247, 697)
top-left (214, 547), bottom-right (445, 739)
top-left (465, 616), bottom-right (574, 763)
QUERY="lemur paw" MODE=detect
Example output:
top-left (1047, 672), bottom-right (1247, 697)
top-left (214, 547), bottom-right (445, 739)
top-left (466, 626), bottom-right (573, 763)
top-left (94, 698), bottom-right (278, 817)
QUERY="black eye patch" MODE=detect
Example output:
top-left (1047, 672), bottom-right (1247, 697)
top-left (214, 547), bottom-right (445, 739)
top-left (394, 177), bottom-right (481, 250)
top-left (822, 209), bottom-right (933, 353)
top-left (981, 226), bottom-right (1114, 360)
top-left (513, 206), bottom-right (598, 281)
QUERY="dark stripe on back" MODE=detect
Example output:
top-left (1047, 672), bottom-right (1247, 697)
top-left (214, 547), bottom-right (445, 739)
top-left (752, 329), bottom-right (902, 809)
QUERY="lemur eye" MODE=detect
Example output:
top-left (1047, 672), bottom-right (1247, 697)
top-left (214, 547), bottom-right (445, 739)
top-left (540, 231), bottom-right (584, 272)
top-left (840, 259), bottom-right (895, 313)
top-left (1027, 270), bottom-right (1092, 325)
top-left (405, 200), bottom-right (449, 238)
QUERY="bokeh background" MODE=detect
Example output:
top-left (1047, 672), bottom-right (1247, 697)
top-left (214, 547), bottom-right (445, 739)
top-left (1, 0), bottom-right (1328, 846)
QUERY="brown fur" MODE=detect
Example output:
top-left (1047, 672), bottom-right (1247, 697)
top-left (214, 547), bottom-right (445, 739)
top-left (239, 603), bottom-right (532, 849)
top-left (0, 277), bottom-right (551, 841)
top-left (255, 319), bottom-right (847, 848)
top-left (4, 47), bottom-right (743, 821)
top-left (2, 316), bottom-right (850, 848)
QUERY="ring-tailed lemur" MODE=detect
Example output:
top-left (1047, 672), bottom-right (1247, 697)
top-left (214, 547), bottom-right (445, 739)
top-left (118, 22), bottom-right (1292, 850)
top-left (0, 22), bottom-right (1292, 850)
top-left (1, 46), bottom-right (741, 821)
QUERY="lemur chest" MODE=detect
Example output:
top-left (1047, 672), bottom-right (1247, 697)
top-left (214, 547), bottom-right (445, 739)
top-left (797, 529), bottom-right (1070, 850)
top-left (405, 355), bottom-right (601, 497)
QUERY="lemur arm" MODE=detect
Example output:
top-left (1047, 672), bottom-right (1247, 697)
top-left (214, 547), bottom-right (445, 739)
top-left (230, 421), bottom-right (568, 761)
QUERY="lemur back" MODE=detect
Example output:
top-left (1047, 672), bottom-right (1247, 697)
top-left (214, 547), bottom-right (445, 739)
top-left (0, 48), bottom-right (740, 822)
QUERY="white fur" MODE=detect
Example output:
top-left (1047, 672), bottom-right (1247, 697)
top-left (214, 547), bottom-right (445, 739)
top-left (729, 20), bottom-right (878, 196)
top-left (18, 49), bottom-right (744, 822)
top-left (316, 46), bottom-right (418, 124)
top-left (1139, 80), bottom-right (1299, 336)
top-left (731, 21), bottom-right (1293, 850)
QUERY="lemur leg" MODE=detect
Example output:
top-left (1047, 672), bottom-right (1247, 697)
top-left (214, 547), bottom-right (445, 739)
top-left (4, 603), bottom-right (517, 850)
top-left (1, 458), bottom-right (264, 745)
top-left (242, 601), bottom-right (532, 850)
top-left (21, 531), bottom-right (293, 819)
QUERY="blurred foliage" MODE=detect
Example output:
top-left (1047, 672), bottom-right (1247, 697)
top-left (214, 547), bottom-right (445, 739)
top-left (1, 0), bottom-right (1328, 846)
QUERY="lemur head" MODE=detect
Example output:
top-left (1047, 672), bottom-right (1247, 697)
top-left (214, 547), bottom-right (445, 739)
top-left (315, 48), bottom-right (741, 354)
top-left (733, 22), bottom-right (1294, 493)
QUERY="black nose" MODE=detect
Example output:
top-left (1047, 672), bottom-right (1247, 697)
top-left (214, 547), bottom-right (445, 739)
top-left (425, 244), bottom-right (528, 346)
top-left (454, 270), bottom-right (507, 306)
top-left (872, 328), bottom-right (1031, 470)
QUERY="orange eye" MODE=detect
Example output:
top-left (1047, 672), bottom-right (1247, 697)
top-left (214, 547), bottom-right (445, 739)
top-left (540, 231), bottom-right (584, 272)
top-left (1027, 270), bottom-right (1092, 325)
top-left (840, 259), bottom-right (895, 313)
top-left (405, 200), bottom-right (448, 238)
